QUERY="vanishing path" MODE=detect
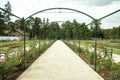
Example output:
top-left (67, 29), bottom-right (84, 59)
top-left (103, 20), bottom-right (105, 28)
top-left (17, 40), bottom-right (104, 80)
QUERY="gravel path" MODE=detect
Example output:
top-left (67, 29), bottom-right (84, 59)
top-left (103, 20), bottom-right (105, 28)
top-left (17, 40), bottom-right (104, 80)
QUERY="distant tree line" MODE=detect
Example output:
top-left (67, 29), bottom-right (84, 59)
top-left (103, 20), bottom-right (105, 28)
top-left (0, 2), bottom-right (120, 40)
top-left (1, 12), bottom-right (120, 40)
top-left (103, 26), bottom-right (120, 39)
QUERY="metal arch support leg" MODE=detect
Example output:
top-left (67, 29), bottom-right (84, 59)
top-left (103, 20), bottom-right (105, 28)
top-left (22, 18), bottom-right (26, 70)
top-left (94, 20), bottom-right (98, 71)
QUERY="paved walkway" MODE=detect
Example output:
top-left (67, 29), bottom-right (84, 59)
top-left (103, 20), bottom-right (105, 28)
top-left (113, 54), bottom-right (120, 63)
top-left (17, 40), bottom-right (104, 80)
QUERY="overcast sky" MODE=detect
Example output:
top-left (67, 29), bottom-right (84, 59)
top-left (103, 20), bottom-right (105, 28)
top-left (0, 0), bottom-right (120, 29)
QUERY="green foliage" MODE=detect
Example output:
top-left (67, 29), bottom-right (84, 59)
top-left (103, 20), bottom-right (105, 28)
top-left (0, 54), bottom-right (20, 80)
top-left (61, 20), bottom-right (90, 40)
top-left (110, 40), bottom-right (120, 43)
top-left (62, 21), bottom-right (72, 39)
top-left (0, 12), bottom-right (6, 36)
top-left (87, 52), bottom-right (94, 65)
top-left (98, 58), bottom-right (120, 80)
top-left (110, 63), bottom-right (120, 80)
top-left (111, 62), bottom-right (120, 71)
top-left (99, 58), bottom-right (112, 70)
top-left (111, 68), bottom-right (120, 80)
top-left (0, 40), bottom-right (55, 80)
top-left (48, 22), bottom-right (60, 39)
top-left (90, 21), bottom-right (104, 39)
top-left (104, 26), bottom-right (120, 39)
top-left (76, 46), bottom-right (82, 53)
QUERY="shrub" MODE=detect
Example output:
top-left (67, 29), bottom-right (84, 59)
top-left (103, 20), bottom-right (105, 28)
top-left (0, 54), bottom-right (20, 80)
top-left (87, 52), bottom-right (94, 65)
top-left (111, 62), bottom-right (120, 71)
top-left (76, 46), bottom-right (81, 53)
top-left (99, 58), bottom-right (112, 70)
top-left (111, 68), bottom-right (120, 80)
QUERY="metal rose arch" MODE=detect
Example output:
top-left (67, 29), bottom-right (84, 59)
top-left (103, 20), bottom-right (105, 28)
top-left (0, 6), bottom-right (120, 71)
top-left (24, 7), bottom-right (98, 70)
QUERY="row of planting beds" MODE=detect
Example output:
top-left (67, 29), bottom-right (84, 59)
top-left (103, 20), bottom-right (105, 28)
top-left (63, 40), bottom-right (120, 80)
top-left (80, 40), bottom-right (120, 55)
top-left (0, 40), bottom-right (55, 80)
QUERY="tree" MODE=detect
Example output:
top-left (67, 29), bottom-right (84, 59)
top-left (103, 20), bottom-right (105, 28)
top-left (103, 26), bottom-right (120, 39)
top-left (61, 20), bottom-right (72, 39)
top-left (3, 1), bottom-right (12, 25)
top-left (41, 18), bottom-right (46, 39)
top-left (0, 1), bottom-right (12, 36)
top-left (0, 12), bottom-right (6, 35)
top-left (72, 19), bottom-right (79, 39)
top-left (111, 27), bottom-right (120, 39)
top-left (9, 21), bottom-right (16, 30)
top-left (80, 23), bottom-right (90, 39)
top-left (90, 20), bottom-right (104, 39)
top-left (61, 19), bottom-right (90, 40)
top-left (25, 17), bottom-right (35, 39)
top-left (48, 22), bottom-right (60, 39)
top-left (33, 17), bottom-right (42, 38)
top-left (103, 29), bottom-right (112, 39)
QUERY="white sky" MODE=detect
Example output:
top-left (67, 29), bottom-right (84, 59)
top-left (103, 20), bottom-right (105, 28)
top-left (0, 0), bottom-right (120, 29)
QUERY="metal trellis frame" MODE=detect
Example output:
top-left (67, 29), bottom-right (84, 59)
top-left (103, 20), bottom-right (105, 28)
top-left (0, 6), bottom-right (120, 71)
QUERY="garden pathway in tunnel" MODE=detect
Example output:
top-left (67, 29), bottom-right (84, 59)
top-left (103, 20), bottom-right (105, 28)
top-left (17, 40), bottom-right (104, 80)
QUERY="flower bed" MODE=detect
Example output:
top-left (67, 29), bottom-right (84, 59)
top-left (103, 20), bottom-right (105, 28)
top-left (0, 40), bottom-right (55, 80)
top-left (63, 40), bottom-right (120, 80)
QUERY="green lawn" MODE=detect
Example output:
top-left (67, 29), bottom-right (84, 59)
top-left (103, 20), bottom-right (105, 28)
top-left (80, 40), bottom-right (120, 55)
top-left (0, 40), bottom-right (52, 52)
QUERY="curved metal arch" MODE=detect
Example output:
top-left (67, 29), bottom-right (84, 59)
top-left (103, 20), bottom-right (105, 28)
top-left (99, 9), bottom-right (120, 20)
top-left (87, 9), bottom-right (120, 26)
top-left (25, 7), bottom-right (95, 20)
top-left (0, 7), bottom-right (22, 19)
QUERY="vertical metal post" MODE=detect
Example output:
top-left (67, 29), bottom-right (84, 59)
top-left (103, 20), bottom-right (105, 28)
top-left (39, 38), bottom-right (40, 54)
top-left (78, 26), bottom-right (80, 56)
top-left (73, 39), bottom-right (74, 50)
top-left (39, 29), bottom-right (40, 55)
top-left (78, 39), bottom-right (80, 56)
top-left (45, 22), bottom-right (46, 49)
top-left (43, 18), bottom-right (46, 50)
top-left (94, 20), bottom-right (97, 71)
top-left (23, 18), bottom-right (26, 69)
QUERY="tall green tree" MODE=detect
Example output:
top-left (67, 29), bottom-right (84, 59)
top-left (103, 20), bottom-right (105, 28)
top-left (61, 20), bottom-right (72, 39)
top-left (90, 20), bottom-right (104, 39)
top-left (41, 18), bottom-right (47, 39)
top-left (3, 1), bottom-right (11, 25)
top-left (80, 23), bottom-right (90, 39)
top-left (0, 12), bottom-right (6, 35)
top-left (0, 1), bottom-right (12, 36)
top-left (26, 17), bottom-right (35, 38)
top-left (33, 17), bottom-right (42, 38)
top-left (72, 19), bottom-right (79, 39)
top-left (103, 29), bottom-right (112, 39)
top-left (48, 22), bottom-right (60, 39)
top-left (103, 26), bottom-right (120, 39)
top-left (15, 19), bottom-right (22, 29)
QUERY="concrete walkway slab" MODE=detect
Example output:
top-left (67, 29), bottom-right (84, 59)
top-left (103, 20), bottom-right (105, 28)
top-left (17, 40), bottom-right (104, 80)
